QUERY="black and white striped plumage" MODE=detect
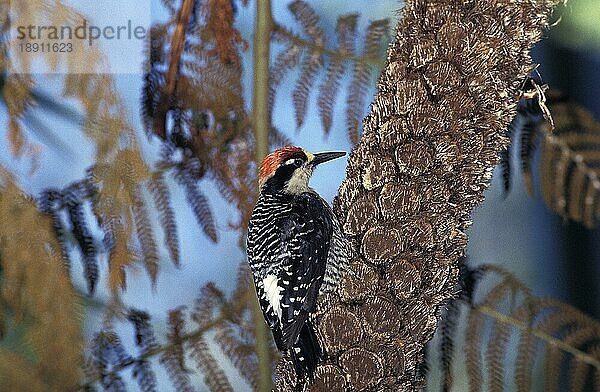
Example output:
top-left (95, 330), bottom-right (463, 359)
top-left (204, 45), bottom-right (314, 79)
top-left (246, 146), bottom-right (349, 381)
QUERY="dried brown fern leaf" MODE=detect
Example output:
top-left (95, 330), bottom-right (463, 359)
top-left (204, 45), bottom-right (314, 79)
top-left (92, 148), bottom-right (149, 291)
top-left (534, 302), bottom-right (600, 392)
top-left (482, 279), bottom-right (524, 392)
top-left (269, 42), bottom-right (302, 114)
top-left (533, 96), bottom-right (600, 228)
top-left (269, 126), bottom-right (294, 149)
top-left (91, 331), bottom-right (134, 391)
top-left (189, 335), bottom-right (234, 392)
top-left (465, 306), bottom-right (486, 392)
top-left (214, 320), bottom-right (259, 390)
top-left (38, 189), bottom-right (70, 269)
top-left (346, 19), bottom-right (389, 144)
top-left (148, 173), bottom-right (180, 267)
top-left (293, 50), bottom-right (322, 130)
top-left (500, 124), bottom-right (514, 194)
top-left (486, 317), bottom-right (512, 392)
top-left (520, 118), bottom-right (538, 195)
top-left (0, 168), bottom-right (82, 390)
top-left (192, 283), bottom-right (227, 328)
top-left (467, 282), bottom-right (511, 391)
top-left (569, 351), bottom-right (590, 391)
top-left (544, 343), bottom-right (563, 392)
top-left (201, 0), bottom-right (247, 66)
top-left (345, 61), bottom-right (370, 145)
top-left (163, 0), bottom-right (195, 104)
top-left (288, 0), bottom-right (325, 129)
top-left (465, 274), bottom-right (527, 392)
top-left (474, 293), bottom-right (600, 392)
top-left (288, 0), bottom-right (323, 43)
top-left (174, 163), bottom-right (218, 242)
top-left (229, 263), bottom-right (254, 314)
top-left (128, 309), bottom-right (159, 353)
top-left (438, 299), bottom-right (461, 391)
top-left (561, 326), bottom-right (599, 392)
top-left (2, 74), bottom-right (35, 156)
top-left (63, 188), bottom-right (99, 294)
top-left (512, 302), bottom-right (538, 392)
top-left (317, 14), bottom-right (358, 134)
top-left (535, 298), bottom-right (600, 335)
top-left (209, 144), bottom-right (257, 232)
top-left (593, 345), bottom-right (600, 392)
top-left (160, 307), bottom-right (194, 392)
top-left (132, 360), bottom-right (158, 392)
top-left (181, 60), bottom-right (245, 113)
top-left (132, 188), bottom-right (160, 284)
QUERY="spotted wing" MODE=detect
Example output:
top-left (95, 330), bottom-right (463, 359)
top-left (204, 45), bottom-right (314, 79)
top-left (277, 193), bottom-right (333, 349)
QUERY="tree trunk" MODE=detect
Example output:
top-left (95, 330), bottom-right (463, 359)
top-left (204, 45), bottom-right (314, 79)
top-left (276, 0), bottom-right (561, 390)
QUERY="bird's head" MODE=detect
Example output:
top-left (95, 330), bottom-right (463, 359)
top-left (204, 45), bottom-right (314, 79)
top-left (258, 146), bottom-right (346, 193)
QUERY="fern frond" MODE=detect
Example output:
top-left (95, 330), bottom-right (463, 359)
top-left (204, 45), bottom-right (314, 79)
top-left (148, 173), bottom-right (180, 267)
top-left (189, 336), bottom-right (234, 392)
top-left (439, 300), bottom-right (461, 391)
top-left (160, 307), bottom-right (194, 392)
top-left (317, 14), bottom-right (358, 134)
top-left (175, 164), bottom-right (218, 242)
top-left (92, 332), bottom-right (133, 390)
top-left (125, 309), bottom-right (159, 391)
top-left (466, 276), bottom-right (521, 392)
top-left (63, 190), bottom-right (98, 294)
top-left (563, 326), bottom-right (598, 392)
top-left (288, 1), bottom-right (324, 129)
top-left (512, 302), bottom-right (538, 392)
top-left (269, 43), bottom-right (302, 114)
top-left (512, 90), bottom-right (600, 228)
top-left (288, 0), bottom-right (323, 41)
top-left (364, 19), bottom-right (389, 59)
top-left (192, 283), bottom-right (226, 328)
top-left (229, 263), bottom-right (253, 315)
top-left (570, 356), bottom-right (588, 392)
top-left (486, 312), bottom-right (512, 392)
top-left (345, 60), bottom-right (370, 145)
top-left (465, 307), bottom-right (485, 392)
top-left (544, 344), bottom-right (563, 392)
top-left (346, 19), bottom-right (388, 144)
top-left (501, 115), bottom-right (520, 195)
top-left (293, 50), bottom-right (322, 129)
top-left (128, 309), bottom-right (158, 353)
top-left (132, 189), bottom-right (160, 283)
top-left (593, 345), bottom-right (600, 391)
top-left (132, 360), bottom-right (158, 392)
top-left (520, 118), bottom-right (538, 195)
top-left (38, 189), bottom-right (70, 268)
top-left (214, 321), bottom-right (259, 390)
top-left (499, 146), bottom-right (512, 195)
top-left (269, 126), bottom-right (294, 149)
top-left (200, 0), bottom-right (247, 66)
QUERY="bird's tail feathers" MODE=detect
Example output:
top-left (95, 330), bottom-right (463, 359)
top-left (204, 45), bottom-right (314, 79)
top-left (290, 321), bottom-right (323, 384)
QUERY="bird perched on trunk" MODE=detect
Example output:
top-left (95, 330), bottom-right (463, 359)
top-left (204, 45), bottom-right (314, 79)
top-left (246, 146), bottom-right (350, 381)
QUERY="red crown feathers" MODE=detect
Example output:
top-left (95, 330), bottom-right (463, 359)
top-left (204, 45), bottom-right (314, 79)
top-left (258, 146), bottom-right (304, 185)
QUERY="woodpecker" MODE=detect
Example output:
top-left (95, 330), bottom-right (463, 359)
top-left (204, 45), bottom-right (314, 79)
top-left (246, 146), bottom-right (349, 381)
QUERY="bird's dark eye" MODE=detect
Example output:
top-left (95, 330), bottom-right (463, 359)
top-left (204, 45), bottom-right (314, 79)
top-left (284, 158), bottom-right (303, 166)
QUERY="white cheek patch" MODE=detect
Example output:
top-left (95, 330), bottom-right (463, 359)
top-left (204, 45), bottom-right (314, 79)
top-left (263, 274), bottom-right (283, 320)
top-left (285, 167), bottom-right (312, 194)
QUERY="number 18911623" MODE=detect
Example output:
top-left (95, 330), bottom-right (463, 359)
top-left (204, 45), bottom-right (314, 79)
top-left (18, 42), bottom-right (73, 53)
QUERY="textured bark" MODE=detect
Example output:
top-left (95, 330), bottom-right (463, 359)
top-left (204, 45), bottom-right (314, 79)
top-left (276, 0), bottom-right (561, 390)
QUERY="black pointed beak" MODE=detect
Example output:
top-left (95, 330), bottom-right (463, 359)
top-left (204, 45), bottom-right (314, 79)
top-left (311, 151), bottom-right (346, 166)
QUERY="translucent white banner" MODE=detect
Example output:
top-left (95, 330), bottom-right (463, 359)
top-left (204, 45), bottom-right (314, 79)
top-left (8, 0), bottom-right (151, 74)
